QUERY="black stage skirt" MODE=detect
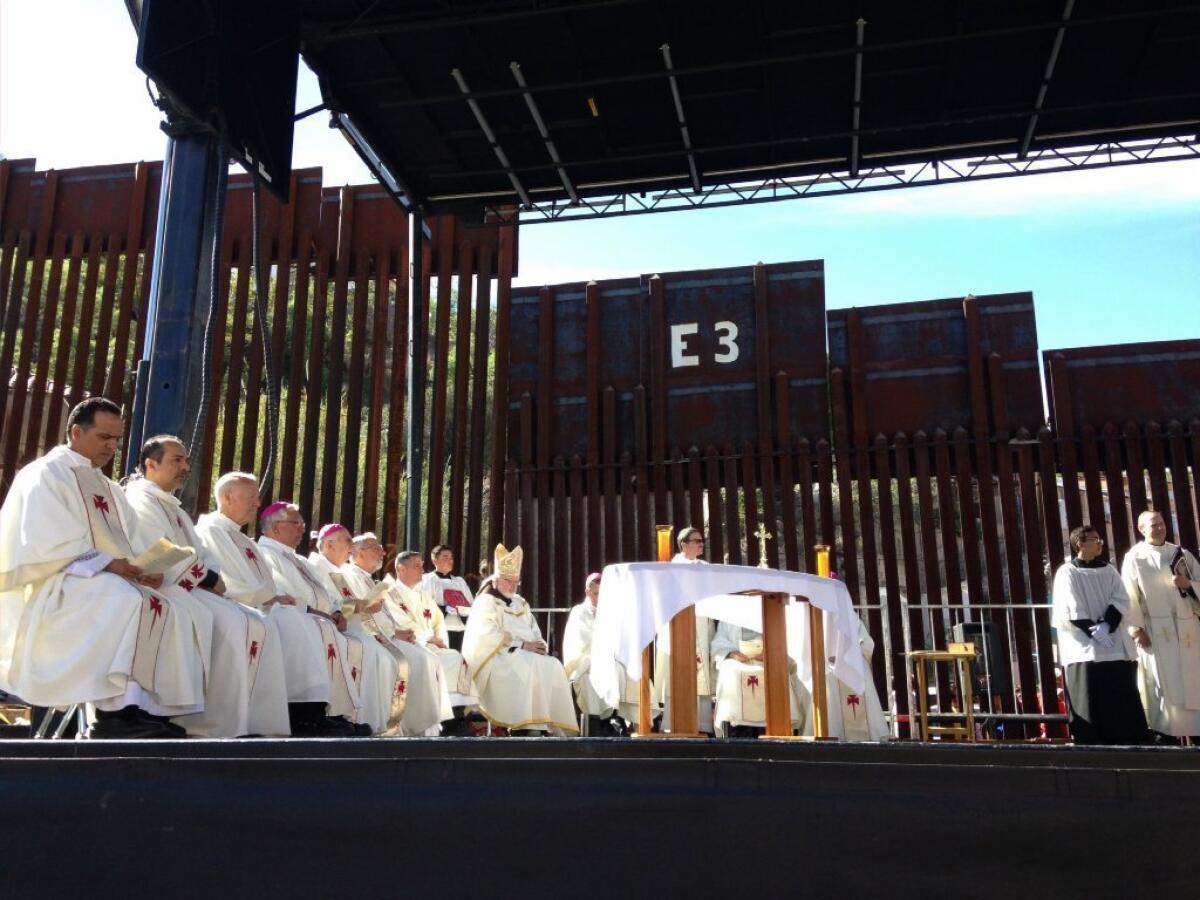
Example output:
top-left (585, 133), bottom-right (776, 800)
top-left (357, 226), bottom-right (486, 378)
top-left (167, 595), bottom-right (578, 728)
top-left (1064, 660), bottom-right (1150, 745)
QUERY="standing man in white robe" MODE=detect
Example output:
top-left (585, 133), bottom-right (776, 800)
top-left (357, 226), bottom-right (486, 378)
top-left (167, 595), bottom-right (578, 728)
top-left (341, 535), bottom-right (449, 736)
top-left (823, 616), bottom-right (890, 741)
top-left (195, 473), bottom-right (358, 737)
top-left (711, 619), bottom-right (809, 738)
top-left (1055, 524), bottom-right (1149, 744)
top-left (420, 545), bottom-right (473, 651)
top-left (0, 398), bottom-right (210, 738)
top-left (390, 550), bottom-right (479, 735)
top-left (462, 544), bottom-right (578, 735)
top-left (124, 437), bottom-right (290, 737)
top-left (308, 523), bottom-right (401, 735)
top-left (254, 501), bottom-right (367, 736)
top-left (1121, 510), bottom-right (1200, 740)
top-left (654, 526), bottom-right (715, 733)
top-left (563, 571), bottom-right (649, 735)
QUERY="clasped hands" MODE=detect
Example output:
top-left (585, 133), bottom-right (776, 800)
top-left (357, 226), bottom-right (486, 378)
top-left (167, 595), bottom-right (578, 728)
top-left (105, 558), bottom-right (163, 589)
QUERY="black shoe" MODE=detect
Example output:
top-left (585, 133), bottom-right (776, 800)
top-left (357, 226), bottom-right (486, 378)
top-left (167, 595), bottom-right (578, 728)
top-left (147, 714), bottom-right (188, 738)
top-left (322, 716), bottom-right (360, 736)
top-left (352, 722), bottom-right (373, 737)
top-left (89, 709), bottom-right (175, 740)
top-left (441, 717), bottom-right (473, 737)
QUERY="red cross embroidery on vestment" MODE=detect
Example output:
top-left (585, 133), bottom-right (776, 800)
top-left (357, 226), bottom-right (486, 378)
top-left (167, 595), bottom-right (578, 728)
top-left (178, 578), bottom-right (194, 592)
top-left (190, 564), bottom-right (205, 580)
top-left (422, 608), bottom-right (432, 620)
top-left (327, 643), bottom-right (336, 661)
top-left (249, 640), bottom-right (259, 660)
top-left (746, 674), bottom-right (760, 690)
top-left (846, 693), bottom-right (861, 715)
top-left (93, 494), bottom-right (110, 516)
top-left (149, 596), bottom-right (164, 624)
top-left (342, 588), bottom-right (353, 598)
top-left (351, 666), bottom-right (358, 682)
top-left (396, 680), bottom-right (407, 695)
top-left (245, 547), bottom-right (258, 562)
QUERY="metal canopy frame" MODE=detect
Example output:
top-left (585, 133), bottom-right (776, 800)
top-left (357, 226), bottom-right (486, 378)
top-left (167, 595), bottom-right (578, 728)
top-left (477, 132), bottom-right (1200, 225)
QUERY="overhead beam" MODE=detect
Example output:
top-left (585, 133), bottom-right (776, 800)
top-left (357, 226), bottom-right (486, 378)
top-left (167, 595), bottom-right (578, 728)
top-left (365, 6), bottom-right (1198, 106)
top-left (850, 18), bottom-right (866, 178)
top-left (451, 67), bottom-right (532, 208)
top-left (510, 61), bottom-right (578, 203)
top-left (1020, 0), bottom-right (1075, 159)
top-left (660, 44), bottom-right (702, 193)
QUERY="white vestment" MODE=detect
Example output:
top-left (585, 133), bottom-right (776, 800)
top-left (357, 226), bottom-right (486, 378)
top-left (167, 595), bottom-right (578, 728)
top-left (824, 617), bottom-right (889, 741)
top-left (0, 445), bottom-right (209, 715)
top-left (253, 535), bottom-right (360, 720)
top-left (308, 552), bottom-right (401, 734)
top-left (562, 599), bottom-right (648, 721)
top-left (462, 586), bottom-right (578, 734)
top-left (195, 512), bottom-right (335, 710)
top-left (124, 479), bottom-right (290, 737)
top-left (653, 554), bottom-right (714, 732)
top-left (1121, 541), bottom-right (1200, 736)
top-left (711, 621), bottom-right (808, 730)
top-left (342, 566), bottom-right (451, 735)
top-left (420, 571), bottom-right (473, 632)
top-left (386, 578), bottom-right (477, 706)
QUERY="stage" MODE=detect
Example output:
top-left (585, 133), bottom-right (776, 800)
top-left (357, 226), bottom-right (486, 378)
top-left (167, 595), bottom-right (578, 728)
top-left (2, 737), bottom-right (1195, 898)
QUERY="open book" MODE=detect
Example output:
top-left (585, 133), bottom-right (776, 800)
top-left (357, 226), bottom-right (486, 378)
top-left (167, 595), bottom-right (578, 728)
top-left (129, 538), bottom-right (195, 576)
top-left (443, 588), bottom-right (472, 611)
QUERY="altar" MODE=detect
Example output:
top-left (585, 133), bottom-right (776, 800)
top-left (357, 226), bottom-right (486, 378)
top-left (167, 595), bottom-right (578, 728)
top-left (590, 561), bottom-right (868, 737)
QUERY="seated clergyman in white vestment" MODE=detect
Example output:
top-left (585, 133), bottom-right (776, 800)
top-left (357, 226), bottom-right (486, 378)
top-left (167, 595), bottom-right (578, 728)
top-left (420, 544), bottom-right (473, 651)
top-left (389, 550), bottom-right (479, 735)
top-left (1121, 510), bottom-right (1200, 740)
top-left (654, 527), bottom-right (715, 733)
top-left (342, 537), bottom-right (450, 736)
top-left (711, 620), bottom-right (809, 738)
top-left (253, 501), bottom-right (369, 736)
top-left (195, 474), bottom-right (368, 736)
top-left (563, 571), bottom-right (651, 735)
top-left (123, 436), bottom-right (290, 737)
top-left (462, 544), bottom-right (578, 735)
top-left (0, 398), bottom-right (211, 739)
top-left (308, 523), bottom-right (403, 736)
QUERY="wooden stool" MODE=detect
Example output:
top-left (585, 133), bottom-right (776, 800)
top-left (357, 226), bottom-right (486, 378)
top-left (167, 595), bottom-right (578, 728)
top-left (909, 643), bottom-right (977, 742)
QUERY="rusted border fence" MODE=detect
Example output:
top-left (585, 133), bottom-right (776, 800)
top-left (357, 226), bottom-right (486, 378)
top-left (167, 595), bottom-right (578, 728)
top-left (0, 157), bottom-right (516, 563)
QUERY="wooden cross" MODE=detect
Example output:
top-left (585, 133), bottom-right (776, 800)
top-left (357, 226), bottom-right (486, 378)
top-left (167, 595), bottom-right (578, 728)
top-left (754, 524), bottom-right (773, 568)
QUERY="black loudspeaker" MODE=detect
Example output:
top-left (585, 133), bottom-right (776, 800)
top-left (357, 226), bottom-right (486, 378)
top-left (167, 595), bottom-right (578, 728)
top-left (952, 621), bottom-right (1011, 704)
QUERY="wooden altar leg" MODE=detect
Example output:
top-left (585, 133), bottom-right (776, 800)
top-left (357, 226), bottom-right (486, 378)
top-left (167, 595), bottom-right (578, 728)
top-left (668, 605), bottom-right (701, 736)
top-left (809, 603), bottom-right (830, 739)
top-left (638, 645), bottom-right (653, 735)
top-left (760, 592), bottom-right (792, 737)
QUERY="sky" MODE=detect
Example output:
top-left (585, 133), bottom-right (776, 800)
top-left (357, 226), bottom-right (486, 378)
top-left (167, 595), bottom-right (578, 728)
top-left (2, 1), bottom-right (1198, 355)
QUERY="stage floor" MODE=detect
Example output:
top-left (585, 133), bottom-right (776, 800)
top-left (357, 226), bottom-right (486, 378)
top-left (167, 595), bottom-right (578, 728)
top-left (3, 737), bottom-right (1195, 898)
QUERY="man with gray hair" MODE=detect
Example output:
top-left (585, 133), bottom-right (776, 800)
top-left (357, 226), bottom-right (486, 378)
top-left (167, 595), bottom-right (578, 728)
top-left (1121, 509), bottom-right (1200, 741)
top-left (195, 474), bottom-right (358, 737)
top-left (342, 535), bottom-right (450, 736)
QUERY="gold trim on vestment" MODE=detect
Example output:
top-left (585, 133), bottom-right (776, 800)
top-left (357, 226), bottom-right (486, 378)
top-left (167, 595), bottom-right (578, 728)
top-left (478, 709), bottom-right (580, 734)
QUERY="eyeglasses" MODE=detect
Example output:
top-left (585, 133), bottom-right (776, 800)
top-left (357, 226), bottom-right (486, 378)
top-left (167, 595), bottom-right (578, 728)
top-left (280, 518), bottom-right (306, 528)
top-left (1080, 536), bottom-right (1104, 544)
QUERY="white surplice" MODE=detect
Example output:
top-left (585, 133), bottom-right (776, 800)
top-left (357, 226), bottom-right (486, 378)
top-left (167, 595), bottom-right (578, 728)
top-left (710, 621), bottom-right (808, 730)
top-left (253, 535), bottom-right (360, 720)
top-left (824, 616), bottom-right (889, 741)
top-left (563, 598), bottom-right (649, 722)
top-left (124, 478), bottom-right (290, 737)
top-left (1121, 541), bottom-right (1200, 736)
top-left (194, 512), bottom-right (334, 710)
top-left (386, 578), bottom-right (477, 705)
top-left (0, 445), bottom-right (209, 715)
top-left (420, 571), bottom-right (473, 632)
top-left (462, 586), bottom-right (578, 734)
top-left (342, 566), bottom-right (450, 735)
top-left (308, 552), bottom-right (401, 734)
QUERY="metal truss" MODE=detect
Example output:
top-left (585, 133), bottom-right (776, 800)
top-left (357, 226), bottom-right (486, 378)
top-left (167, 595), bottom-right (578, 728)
top-left (481, 132), bottom-right (1200, 226)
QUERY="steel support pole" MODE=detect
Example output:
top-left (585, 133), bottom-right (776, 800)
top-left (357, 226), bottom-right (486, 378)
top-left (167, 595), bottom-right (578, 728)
top-left (404, 210), bottom-right (427, 547)
top-left (128, 124), bottom-right (225, 491)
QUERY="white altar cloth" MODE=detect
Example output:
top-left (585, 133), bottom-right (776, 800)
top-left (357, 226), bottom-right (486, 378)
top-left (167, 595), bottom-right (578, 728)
top-left (590, 562), bottom-right (865, 708)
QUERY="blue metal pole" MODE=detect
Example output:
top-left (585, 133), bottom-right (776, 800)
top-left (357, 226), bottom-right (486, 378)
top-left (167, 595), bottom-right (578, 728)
top-left (128, 124), bottom-right (225, 491)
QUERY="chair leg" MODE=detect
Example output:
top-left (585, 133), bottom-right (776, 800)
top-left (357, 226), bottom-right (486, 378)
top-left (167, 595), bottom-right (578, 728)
top-left (51, 704), bottom-right (78, 739)
top-left (33, 708), bottom-right (59, 740)
top-left (75, 704), bottom-right (89, 740)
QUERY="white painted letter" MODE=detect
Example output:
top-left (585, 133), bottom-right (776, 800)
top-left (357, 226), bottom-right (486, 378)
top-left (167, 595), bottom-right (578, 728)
top-left (714, 320), bottom-right (740, 363)
top-left (670, 323), bottom-right (700, 368)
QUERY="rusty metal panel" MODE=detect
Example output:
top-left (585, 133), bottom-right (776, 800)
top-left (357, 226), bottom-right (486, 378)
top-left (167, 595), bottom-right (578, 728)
top-left (1044, 339), bottom-right (1200, 431)
top-left (828, 291), bottom-right (1042, 439)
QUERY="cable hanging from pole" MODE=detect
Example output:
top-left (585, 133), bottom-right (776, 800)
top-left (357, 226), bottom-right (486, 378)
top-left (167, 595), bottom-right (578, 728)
top-left (251, 173), bottom-right (281, 501)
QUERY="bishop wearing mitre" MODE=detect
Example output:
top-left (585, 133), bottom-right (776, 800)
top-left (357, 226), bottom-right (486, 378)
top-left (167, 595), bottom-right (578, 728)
top-left (124, 435), bottom-right (290, 737)
top-left (0, 398), bottom-right (210, 739)
top-left (462, 544), bottom-right (577, 735)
